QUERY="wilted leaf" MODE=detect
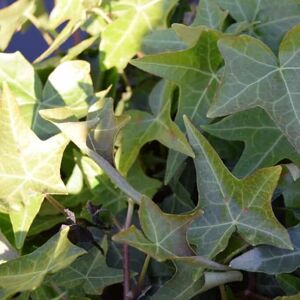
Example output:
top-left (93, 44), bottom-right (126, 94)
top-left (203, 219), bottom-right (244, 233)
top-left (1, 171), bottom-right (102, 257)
top-left (0, 85), bottom-right (68, 248)
top-left (184, 117), bottom-right (292, 258)
top-left (116, 80), bottom-right (194, 175)
top-left (0, 227), bottom-right (85, 299)
top-left (230, 224), bottom-right (300, 274)
top-left (131, 25), bottom-right (223, 183)
top-left (203, 108), bottom-right (300, 178)
top-left (208, 24), bottom-right (300, 156)
top-left (113, 197), bottom-right (202, 261)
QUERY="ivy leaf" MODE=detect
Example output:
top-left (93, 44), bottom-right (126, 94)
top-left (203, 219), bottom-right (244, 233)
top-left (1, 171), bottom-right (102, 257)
top-left (0, 231), bottom-right (18, 264)
top-left (208, 24), bottom-right (300, 155)
top-left (203, 108), bottom-right (300, 178)
top-left (230, 224), bottom-right (300, 274)
top-left (217, 0), bottom-right (300, 51)
top-left (100, 0), bottom-right (179, 70)
top-left (0, 0), bottom-right (35, 50)
top-left (184, 116), bottom-right (292, 258)
top-left (50, 240), bottom-right (123, 295)
top-left (276, 274), bottom-right (300, 296)
top-left (131, 25), bottom-right (223, 182)
top-left (116, 80), bottom-right (194, 175)
top-left (113, 197), bottom-right (202, 261)
top-left (40, 101), bottom-right (144, 204)
top-left (0, 85), bottom-right (68, 248)
top-left (193, 0), bottom-right (227, 30)
top-left (0, 227), bottom-right (86, 299)
top-left (153, 256), bottom-right (241, 300)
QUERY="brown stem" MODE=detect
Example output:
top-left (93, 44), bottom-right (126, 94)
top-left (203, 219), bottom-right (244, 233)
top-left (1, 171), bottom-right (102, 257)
top-left (45, 194), bottom-right (67, 216)
top-left (123, 199), bottom-right (134, 300)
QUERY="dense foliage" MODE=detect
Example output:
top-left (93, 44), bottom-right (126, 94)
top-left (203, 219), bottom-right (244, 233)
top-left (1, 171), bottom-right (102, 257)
top-left (1, 0), bottom-right (300, 299)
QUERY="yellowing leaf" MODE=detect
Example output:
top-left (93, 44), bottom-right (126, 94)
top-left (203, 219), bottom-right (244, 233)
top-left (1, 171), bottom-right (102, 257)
top-left (184, 117), bottom-right (292, 258)
top-left (0, 85), bottom-right (68, 248)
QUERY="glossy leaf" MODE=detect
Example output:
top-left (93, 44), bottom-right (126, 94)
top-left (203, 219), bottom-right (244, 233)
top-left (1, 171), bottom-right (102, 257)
top-left (131, 25), bottom-right (223, 182)
top-left (113, 197), bottom-right (202, 261)
top-left (100, 0), bottom-right (179, 70)
top-left (0, 227), bottom-right (86, 299)
top-left (184, 117), bottom-right (292, 258)
top-left (203, 108), bottom-right (300, 178)
top-left (208, 24), bottom-right (300, 156)
top-left (0, 85), bottom-right (68, 248)
top-left (230, 224), bottom-right (300, 274)
top-left (116, 80), bottom-right (194, 175)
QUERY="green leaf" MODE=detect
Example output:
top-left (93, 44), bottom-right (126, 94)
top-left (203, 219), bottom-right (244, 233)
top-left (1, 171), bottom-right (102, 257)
top-left (230, 224), bottom-right (300, 274)
top-left (153, 257), bottom-right (241, 300)
top-left (0, 227), bottom-right (86, 299)
top-left (50, 243), bottom-right (123, 295)
top-left (193, 0), bottom-right (227, 30)
top-left (217, 0), bottom-right (300, 51)
top-left (184, 116), bottom-right (292, 258)
top-left (208, 24), bottom-right (300, 155)
top-left (141, 29), bottom-right (186, 55)
top-left (276, 294), bottom-right (300, 300)
top-left (100, 0), bottom-right (179, 70)
top-left (203, 108), bottom-right (300, 178)
top-left (116, 80), bottom-right (194, 175)
top-left (40, 102), bottom-right (144, 205)
top-left (0, 0), bottom-right (35, 50)
top-left (0, 85), bottom-right (68, 248)
top-left (276, 274), bottom-right (300, 296)
top-left (0, 231), bottom-right (18, 264)
top-left (131, 25), bottom-right (223, 182)
top-left (113, 197), bottom-right (202, 261)
top-left (0, 52), bottom-right (42, 127)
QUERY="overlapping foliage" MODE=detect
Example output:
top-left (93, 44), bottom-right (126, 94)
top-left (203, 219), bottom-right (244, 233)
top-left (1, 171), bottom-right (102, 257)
top-left (1, 0), bottom-right (300, 299)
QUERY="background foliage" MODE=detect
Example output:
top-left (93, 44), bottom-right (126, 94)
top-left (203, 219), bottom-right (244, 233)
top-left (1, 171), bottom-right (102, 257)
top-left (1, 0), bottom-right (300, 299)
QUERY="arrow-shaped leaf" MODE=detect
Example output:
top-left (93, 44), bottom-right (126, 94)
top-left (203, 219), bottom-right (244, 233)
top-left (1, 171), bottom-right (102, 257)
top-left (184, 116), bottom-right (292, 258)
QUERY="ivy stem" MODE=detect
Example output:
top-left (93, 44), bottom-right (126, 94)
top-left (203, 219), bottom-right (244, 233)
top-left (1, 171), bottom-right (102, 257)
top-left (219, 285), bottom-right (227, 300)
top-left (134, 254), bottom-right (151, 298)
top-left (45, 195), bottom-right (67, 217)
top-left (123, 199), bottom-right (134, 300)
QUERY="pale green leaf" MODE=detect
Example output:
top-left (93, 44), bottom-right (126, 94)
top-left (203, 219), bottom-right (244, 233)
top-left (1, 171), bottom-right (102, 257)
top-left (230, 224), bottom-right (300, 274)
top-left (100, 0), bottom-right (179, 70)
top-left (208, 24), bottom-right (300, 155)
top-left (184, 117), bottom-right (292, 258)
top-left (0, 227), bottom-right (86, 299)
top-left (131, 25), bottom-right (223, 183)
top-left (0, 231), bottom-right (18, 265)
top-left (113, 197), bottom-right (202, 261)
top-left (0, 0), bottom-right (35, 50)
top-left (203, 108), bottom-right (300, 178)
top-left (116, 80), bottom-right (194, 175)
top-left (0, 85), bottom-right (68, 248)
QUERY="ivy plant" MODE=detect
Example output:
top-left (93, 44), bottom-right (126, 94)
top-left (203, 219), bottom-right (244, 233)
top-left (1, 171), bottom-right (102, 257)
top-left (1, 0), bottom-right (300, 299)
